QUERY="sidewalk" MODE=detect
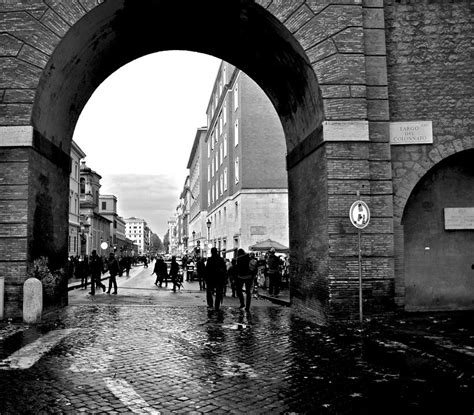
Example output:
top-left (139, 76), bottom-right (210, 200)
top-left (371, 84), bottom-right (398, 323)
top-left (67, 264), bottom-right (142, 291)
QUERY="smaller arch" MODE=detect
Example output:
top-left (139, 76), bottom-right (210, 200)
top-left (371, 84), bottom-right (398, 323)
top-left (400, 149), bottom-right (474, 311)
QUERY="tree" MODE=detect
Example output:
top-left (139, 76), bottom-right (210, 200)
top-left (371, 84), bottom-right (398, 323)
top-left (150, 233), bottom-right (164, 253)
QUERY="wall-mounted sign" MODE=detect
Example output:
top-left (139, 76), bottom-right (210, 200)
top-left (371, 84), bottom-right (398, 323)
top-left (389, 121), bottom-right (432, 145)
top-left (444, 208), bottom-right (474, 230)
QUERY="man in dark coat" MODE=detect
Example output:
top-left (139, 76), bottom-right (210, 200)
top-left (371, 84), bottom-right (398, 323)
top-left (205, 247), bottom-right (227, 311)
top-left (89, 249), bottom-right (106, 295)
top-left (152, 256), bottom-right (168, 287)
top-left (106, 252), bottom-right (120, 294)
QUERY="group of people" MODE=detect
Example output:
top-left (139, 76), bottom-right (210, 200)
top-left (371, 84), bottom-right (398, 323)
top-left (67, 251), bottom-right (132, 295)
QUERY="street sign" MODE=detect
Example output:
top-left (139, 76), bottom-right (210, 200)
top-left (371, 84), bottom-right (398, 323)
top-left (349, 200), bottom-right (370, 229)
top-left (349, 199), bottom-right (370, 324)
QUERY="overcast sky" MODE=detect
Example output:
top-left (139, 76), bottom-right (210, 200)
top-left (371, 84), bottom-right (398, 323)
top-left (73, 51), bottom-right (221, 239)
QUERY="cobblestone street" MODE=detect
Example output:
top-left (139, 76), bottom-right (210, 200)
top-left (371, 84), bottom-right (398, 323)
top-left (0, 285), bottom-right (473, 414)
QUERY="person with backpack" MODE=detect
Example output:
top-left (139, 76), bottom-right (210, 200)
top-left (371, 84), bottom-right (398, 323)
top-left (205, 247), bottom-right (227, 311)
top-left (266, 247), bottom-right (282, 297)
top-left (235, 248), bottom-right (254, 312)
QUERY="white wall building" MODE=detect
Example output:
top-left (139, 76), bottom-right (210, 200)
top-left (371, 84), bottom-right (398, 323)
top-left (125, 217), bottom-right (150, 255)
top-left (68, 140), bottom-right (86, 257)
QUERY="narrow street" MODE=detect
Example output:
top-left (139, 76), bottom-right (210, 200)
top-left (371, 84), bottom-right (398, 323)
top-left (0, 263), bottom-right (472, 414)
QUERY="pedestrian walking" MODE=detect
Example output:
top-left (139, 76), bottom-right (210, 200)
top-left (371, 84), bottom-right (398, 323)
top-left (78, 255), bottom-right (89, 289)
top-left (227, 258), bottom-right (238, 297)
top-left (196, 257), bottom-right (206, 291)
top-left (106, 252), bottom-right (120, 294)
top-left (152, 256), bottom-right (168, 287)
top-left (182, 254), bottom-right (189, 281)
top-left (235, 248), bottom-right (254, 312)
top-left (89, 249), bottom-right (106, 295)
top-left (169, 256), bottom-right (181, 292)
top-left (266, 248), bottom-right (282, 296)
top-left (205, 247), bottom-right (227, 311)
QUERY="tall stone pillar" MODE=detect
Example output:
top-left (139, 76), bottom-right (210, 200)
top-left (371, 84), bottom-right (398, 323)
top-left (0, 126), bottom-right (70, 318)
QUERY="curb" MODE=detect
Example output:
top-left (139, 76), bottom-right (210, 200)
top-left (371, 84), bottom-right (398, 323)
top-left (257, 292), bottom-right (291, 307)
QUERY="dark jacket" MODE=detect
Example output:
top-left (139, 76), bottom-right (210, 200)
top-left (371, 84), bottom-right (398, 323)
top-left (236, 253), bottom-right (252, 279)
top-left (267, 254), bottom-right (281, 274)
top-left (107, 257), bottom-right (120, 277)
top-left (169, 260), bottom-right (180, 279)
top-left (153, 258), bottom-right (168, 277)
top-left (205, 254), bottom-right (226, 284)
top-left (89, 254), bottom-right (103, 276)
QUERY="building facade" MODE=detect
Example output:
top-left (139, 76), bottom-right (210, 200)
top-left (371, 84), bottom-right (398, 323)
top-left (79, 161), bottom-right (111, 256)
top-left (201, 62), bottom-right (289, 258)
top-left (68, 141), bottom-right (86, 257)
top-left (187, 127), bottom-right (209, 258)
top-left (125, 217), bottom-right (150, 255)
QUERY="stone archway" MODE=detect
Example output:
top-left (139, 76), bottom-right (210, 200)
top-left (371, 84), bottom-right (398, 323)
top-left (401, 149), bottom-right (474, 311)
top-left (0, 0), bottom-right (394, 322)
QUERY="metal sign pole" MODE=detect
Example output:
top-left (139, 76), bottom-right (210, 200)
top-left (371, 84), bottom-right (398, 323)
top-left (358, 227), bottom-right (363, 324)
top-left (349, 193), bottom-right (369, 325)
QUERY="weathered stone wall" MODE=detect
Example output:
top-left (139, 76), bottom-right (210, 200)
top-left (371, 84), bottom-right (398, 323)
top-left (385, 0), bottom-right (474, 220)
top-left (385, 0), bottom-right (474, 309)
top-left (0, 147), bottom-right (29, 317)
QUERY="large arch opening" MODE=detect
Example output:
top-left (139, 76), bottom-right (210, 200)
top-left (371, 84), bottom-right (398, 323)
top-left (32, 0), bottom-right (322, 155)
top-left (29, 0), bottom-right (323, 313)
top-left (401, 149), bottom-right (474, 311)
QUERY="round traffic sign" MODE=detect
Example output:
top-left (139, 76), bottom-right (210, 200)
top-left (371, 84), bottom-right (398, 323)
top-left (349, 200), bottom-right (370, 229)
top-left (100, 241), bottom-right (109, 250)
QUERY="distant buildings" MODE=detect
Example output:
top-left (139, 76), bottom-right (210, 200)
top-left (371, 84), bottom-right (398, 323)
top-left (68, 142), bottom-right (151, 258)
top-left (124, 217), bottom-right (150, 255)
top-left (78, 160), bottom-right (112, 256)
top-left (68, 141), bottom-right (86, 257)
top-left (176, 61), bottom-right (289, 258)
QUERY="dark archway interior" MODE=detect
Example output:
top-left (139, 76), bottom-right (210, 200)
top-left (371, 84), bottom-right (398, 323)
top-left (402, 149), bottom-right (474, 310)
top-left (32, 0), bottom-right (323, 155)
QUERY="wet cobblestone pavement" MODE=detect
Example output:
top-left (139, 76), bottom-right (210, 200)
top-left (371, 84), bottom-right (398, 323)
top-left (0, 301), bottom-right (473, 414)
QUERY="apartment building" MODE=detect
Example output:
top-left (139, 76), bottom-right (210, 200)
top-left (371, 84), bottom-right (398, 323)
top-left (183, 62), bottom-right (288, 258)
top-left (125, 217), bottom-right (150, 255)
top-left (68, 140), bottom-right (86, 257)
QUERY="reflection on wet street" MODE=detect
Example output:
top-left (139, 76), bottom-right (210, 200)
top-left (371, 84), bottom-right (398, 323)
top-left (0, 303), bottom-right (473, 414)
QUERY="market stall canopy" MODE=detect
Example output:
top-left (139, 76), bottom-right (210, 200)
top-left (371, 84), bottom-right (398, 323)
top-left (249, 239), bottom-right (289, 253)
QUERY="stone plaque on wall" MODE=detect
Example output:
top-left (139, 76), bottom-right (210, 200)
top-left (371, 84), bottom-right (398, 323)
top-left (389, 121), bottom-right (432, 145)
top-left (250, 226), bottom-right (266, 235)
top-left (444, 208), bottom-right (474, 229)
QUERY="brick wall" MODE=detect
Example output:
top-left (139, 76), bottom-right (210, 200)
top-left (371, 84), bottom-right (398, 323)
top-left (385, 0), bottom-right (474, 309)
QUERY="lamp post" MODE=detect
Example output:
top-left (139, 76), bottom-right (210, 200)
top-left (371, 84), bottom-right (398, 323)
top-left (206, 219), bottom-right (211, 257)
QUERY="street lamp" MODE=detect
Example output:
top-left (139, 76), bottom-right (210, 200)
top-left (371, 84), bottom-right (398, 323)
top-left (206, 219), bottom-right (211, 257)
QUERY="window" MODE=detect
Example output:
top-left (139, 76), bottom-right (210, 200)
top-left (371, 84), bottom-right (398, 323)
top-left (234, 157), bottom-right (240, 183)
top-left (235, 202), bottom-right (239, 221)
top-left (211, 131), bottom-right (215, 150)
top-left (219, 112), bottom-right (223, 134)
top-left (208, 165), bottom-right (210, 182)
top-left (224, 135), bottom-right (228, 157)
top-left (74, 163), bottom-right (78, 180)
top-left (80, 178), bottom-right (85, 194)
top-left (208, 140), bottom-right (211, 158)
top-left (223, 101), bottom-right (227, 124)
top-left (219, 174), bottom-right (223, 195)
top-left (102, 201), bottom-right (107, 210)
top-left (219, 143), bottom-right (223, 165)
top-left (211, 159), bottom-right (214, 177)
top-left (224, 168), bottom-right (228, 190)
top-left (234, 84), bottom-right (239, 110)
top-left (212, 185), bottom-right (215, 203)
top-left (234, 119), bottom-right (239, 146)
top-left (215, 152), bottom-right (218, 172)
